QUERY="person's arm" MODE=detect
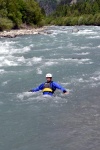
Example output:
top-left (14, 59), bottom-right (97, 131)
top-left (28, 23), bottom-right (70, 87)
top-left (53, 82), bottom-right (68, 94)
top-left (29, 83), bottom-right (44, 92)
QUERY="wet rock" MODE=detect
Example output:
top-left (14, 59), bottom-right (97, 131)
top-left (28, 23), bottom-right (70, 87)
top-left (6, 34), bottom-right (17, 38)
top-left (46, 31), bottom-right (53, 34)
top-left (0, 27), bottom-right (48, 38)
top-left (38, 30), bottom-right (53, 35)
top-left (72, 28), bottom-right (79, 33)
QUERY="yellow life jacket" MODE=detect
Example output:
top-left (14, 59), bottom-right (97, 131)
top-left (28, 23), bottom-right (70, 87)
top-left (42, 88), bottom-right (53, 92)
top-left (42, 82), bottom-right (53, 93)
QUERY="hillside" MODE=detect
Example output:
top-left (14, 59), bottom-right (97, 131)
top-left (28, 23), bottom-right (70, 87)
top-left (45, 0), bottom-right (100, 26)
top-left (0, 0), bottom-right (100, 31)
top-left (36, 0), bottom-right (57, 15)
top-left (36, 0), bottom-right (82, 15)
top-left (0, 0), bottom-right (43, 31)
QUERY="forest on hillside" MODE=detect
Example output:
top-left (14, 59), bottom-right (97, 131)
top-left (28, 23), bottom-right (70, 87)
top-left (0, 0), bottom-right (100, 31)
top-left (46, 0), bottom-right (100, 26)
top-left (0, 0), bottom-right (43, 31)
top-left (36, 0), bottom-right (57, 15)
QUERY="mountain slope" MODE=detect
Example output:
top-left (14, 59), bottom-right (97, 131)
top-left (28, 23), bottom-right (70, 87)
top-left (36, 0), bottom-right (80, 15)
top-left (37, 0), bottom-right (57, 15)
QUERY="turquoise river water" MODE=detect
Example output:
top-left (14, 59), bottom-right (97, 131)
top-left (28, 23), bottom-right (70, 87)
top-left (0, 26), bottom-right (100, 150)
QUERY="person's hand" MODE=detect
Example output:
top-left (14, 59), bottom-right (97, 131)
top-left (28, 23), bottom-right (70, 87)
top-left (64, 91), bottom-right (69, 94)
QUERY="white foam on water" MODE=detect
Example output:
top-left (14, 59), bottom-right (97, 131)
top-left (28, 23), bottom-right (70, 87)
top-left (62, 58), bottom-right (91, 63)
top-left (44, 61), bottom-right (58, 66)
top-left (33, 48), bottom-right (53, 52)
top-left (75, 29), bottom-right (97, 35)
top-left (0, 40), bottom-right (34, 67)
top-left (80, 46), bottom-right (91, 50)
top-left (0, 43), bottom-right (13, 55)
top-left (75, 52), bottom-right (90, 55)
top-left (0, 57), bottom-right (18, 66)
top-left (89, 83), bottom-right (99, 88)
top-left (77, 58), bottom-right (93, 64)
top-left (0, 69), bottom-right (6, 74)
top-left (14, 46), bottom-right (31, 54)
top-left (41, 58), bottom-right (93, 67)
top-left (32, 57), bottom-right (42, 62)
top-left (87, 36), bottom-right (100, 39)
top-left (0, 56), bottom-right (5, 61)
top-left (2, 80), bottom-right (10, 86)
top-left (0, 41), bottom-right (31, 57)
top-left (17, 56), bottom-right (25, 63)
top-left (17, 92), bottom-right (68, 104)
top-left (51, 29), bottom-right (68, 35)
top-left (90, 75), bottom-right (100, 81)
top-left (30, 94), bottom-right (68, 104)
top-left (61, 82), bottom-right (70, 86)
top-left (70, 76), bottom-right (91, 86)
top-left (78, 78), bottom-right (84, 82)
top-left (0, 54), bottom-right (42, 66)
top-left (26, 57), bottom-right (42, 66)
top-left (12, 45), bottom-right (31, 54)
top-left (83, 71), bottom-right (100, 88)
top-left (17, 92), bottom-right (36, 101)
top-left (36, 68), bottom-right (42, 74)
top-left (0, 55), bottom-right (91, 67)
top-left (24, 45), bottom-right (32, 52)
top-left (67, 43), bottom-right (76, 49)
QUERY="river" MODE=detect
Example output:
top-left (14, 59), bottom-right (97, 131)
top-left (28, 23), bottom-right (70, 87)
top-left (0, 26), bottom-right (100, 150)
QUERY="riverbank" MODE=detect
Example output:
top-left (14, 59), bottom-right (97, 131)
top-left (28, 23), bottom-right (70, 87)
top-left (0, 26), bottom-right (48, 38)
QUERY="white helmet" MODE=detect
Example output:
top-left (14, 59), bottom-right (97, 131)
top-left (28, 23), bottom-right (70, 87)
top-left (46, 73), bottom-right (52, 78)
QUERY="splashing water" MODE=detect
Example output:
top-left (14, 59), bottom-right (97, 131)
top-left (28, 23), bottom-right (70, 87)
top-left (0, 26), bottom-right (100, 150)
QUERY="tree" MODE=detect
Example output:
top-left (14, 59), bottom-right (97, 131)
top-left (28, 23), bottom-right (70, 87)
top-left (0, 0), bottom-right (8, 17)
top-left (5, 0), bottom-right (22, 28)
top-left (22, 0), bottom-right (43, 25)
top-left (92, 1), bottom-right (100, 14)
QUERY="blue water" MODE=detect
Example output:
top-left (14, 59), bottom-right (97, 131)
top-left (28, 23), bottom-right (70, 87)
top-left (0, 26), bottom-right (100, 150)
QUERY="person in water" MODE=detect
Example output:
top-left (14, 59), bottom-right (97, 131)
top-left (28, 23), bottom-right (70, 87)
top-left (29, 73), bottom-right (69, 96)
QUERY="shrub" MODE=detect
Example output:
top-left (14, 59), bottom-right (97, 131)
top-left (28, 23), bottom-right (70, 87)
top-left (85, 14), bottom-right (94, 25)
top-left (70, 17), bottom-right (78, 26)
top-left (94, 14), bottom-right (100, 25)
top-left (78, 16), bottom-right (85, 25)
top-left (63, 17), bottom-right (71, 26)
top-left (0, 17), bottom-right (14, 31)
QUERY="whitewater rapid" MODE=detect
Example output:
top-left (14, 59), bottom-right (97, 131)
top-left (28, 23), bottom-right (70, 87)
top-left (0, 26), bottom-right (100, 150)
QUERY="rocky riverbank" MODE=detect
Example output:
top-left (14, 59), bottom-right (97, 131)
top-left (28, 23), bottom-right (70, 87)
top-left (0, 26), bottom-right (48, 38)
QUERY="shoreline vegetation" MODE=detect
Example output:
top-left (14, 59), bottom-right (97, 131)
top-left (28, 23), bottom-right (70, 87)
top-left (46, 0), bottom-right (100, 26)
top-left (0, 0), bottom-right (43, 31)
top-left (0, 0), bottom-right (100, 38)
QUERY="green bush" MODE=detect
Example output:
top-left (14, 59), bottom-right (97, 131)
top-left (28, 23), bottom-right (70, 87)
top-left (45, 17), bottom-right (55, 25)
top-left (50, 19), bottom-right (56, 25)
top-left (0, 0), bottom-right (44, 30)
top-left (94, 14), bottom-right (100, 25)
top-left (78, 16), bottom-right (85, 25)
top-left (37, 19), bottom-right (46, 27)
top-left (22, 0), bottom-right (43, 25)
top-left (70, 17), bottom-right (78, 26)
top-left (85, 14), bottom-right (94, 25)
top-left (47, 0), bottom-right (100, 26)
top-left (0, 17), bottom-right (14, 31)
top-left (8, 12), bottom-right (22, 28)
top-left (63, 17), bottom-right (71, 26)
top-left (55, 17), bottom-right (63, 25)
